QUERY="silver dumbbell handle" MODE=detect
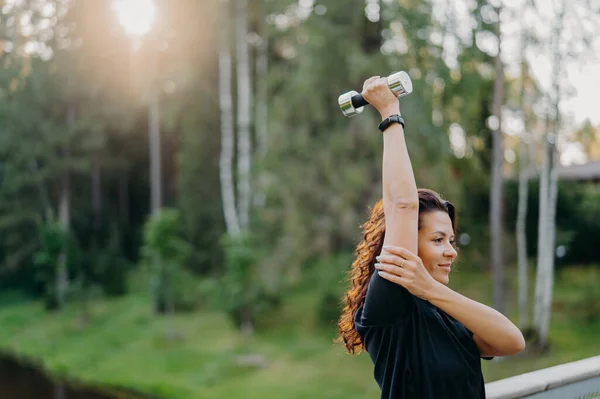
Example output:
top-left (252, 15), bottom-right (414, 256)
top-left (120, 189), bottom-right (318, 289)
top-left (338, 71), bottom-right (413, 117)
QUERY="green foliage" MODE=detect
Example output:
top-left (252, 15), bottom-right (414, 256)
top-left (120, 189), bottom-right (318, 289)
top-left (505, 180), bottom-right (600, 265)
top-left (140, 208), bottom-right (193, 313)
top-left (193, 232), bottom-right (281, 330)
top-left (1, 266), bottom-right (600, 398)
top-left (212, 233), bottom-right (278, 328)
top-left (84, 225), bottom-right (133, 297)
top-left (219, 233), bottom-right (257, 309)
top-left (32, 221), bottom-right (82, 309)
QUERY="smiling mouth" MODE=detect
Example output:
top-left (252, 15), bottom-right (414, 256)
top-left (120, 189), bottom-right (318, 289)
top-left (439, 264), bottom-right (451, 270)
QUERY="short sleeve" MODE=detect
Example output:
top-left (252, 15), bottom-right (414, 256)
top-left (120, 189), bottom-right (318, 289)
top-left (358, 271), bottom-right (414, 325)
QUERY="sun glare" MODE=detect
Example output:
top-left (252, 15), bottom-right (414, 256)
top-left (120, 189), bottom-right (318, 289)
top-left (114, 0), bottom-right (156, 36)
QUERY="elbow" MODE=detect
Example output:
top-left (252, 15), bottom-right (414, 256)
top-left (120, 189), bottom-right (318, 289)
top-left (508, 331), bottom-right (526, 355)
top-left (389, 196), bottom-right (419, 210)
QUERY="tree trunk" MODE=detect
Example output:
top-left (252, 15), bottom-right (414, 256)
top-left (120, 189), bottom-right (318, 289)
top-left (54, 383), bottom-right (65, 399)
top-left (532, 1), bottom-right (564, 349)
top-left (516, 19), bottom-right (531, 330)
top-left (119, 173), bottom-right (129, 227)
top-left (219, 0), bottom-right (241, 236)
top-left (490, 5), bottom-right (505, 314)
top-left (147, 51), bottom-right (162, 314)
top-left (56, 104), bottom-right (75, 309)
top-left (254, 0), bottom-right (268, 210)
top-left (31, 159), bottom-right (52, 221)
top-left (516, 139), bottom-right (529, 329)
top-left (91, 155), bottom-right (102, 231)
top-left (532, 117), bottom-right (550, 342)
top-left (236, 0), bottom-right (254, 335)
top-left (149, 88), bottom-right (162, 214)
top-left (236, 0), bottom-right (252, 231)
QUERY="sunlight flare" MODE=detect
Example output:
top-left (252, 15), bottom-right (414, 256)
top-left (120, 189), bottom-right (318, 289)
top-left (113, 0), bottom-right (155, 36)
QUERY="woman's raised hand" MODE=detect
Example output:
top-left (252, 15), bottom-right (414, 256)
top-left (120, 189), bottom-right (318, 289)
top-left (375, 245), bottom-right (438, 300)
top-left (361, 76), bottom-right (401, 119)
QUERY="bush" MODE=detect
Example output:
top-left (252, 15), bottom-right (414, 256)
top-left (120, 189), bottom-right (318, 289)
top-left (140, 208), bottom-right (193, 314)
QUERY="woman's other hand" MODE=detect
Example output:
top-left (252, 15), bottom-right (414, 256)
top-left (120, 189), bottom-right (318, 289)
top-left (361, 76), bottom-right (401, 119)
top-left (375, 245), bottom-right (438, 300)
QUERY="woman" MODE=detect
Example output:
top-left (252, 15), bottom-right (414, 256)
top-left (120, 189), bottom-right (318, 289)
top-left (337, 76), bottom-right (525, 399)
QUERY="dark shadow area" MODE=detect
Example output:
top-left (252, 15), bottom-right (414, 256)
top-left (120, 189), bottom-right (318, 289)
top-left (0, 353), bottom-right (156, 399)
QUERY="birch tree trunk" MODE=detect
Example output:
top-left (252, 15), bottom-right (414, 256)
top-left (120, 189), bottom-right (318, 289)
top-left (236, 0), bottom-right (254, 337)
top-left (516, 135), bottom-right (530, 330)
top-left (148, 49), bottom-right (162, 315)
top-left (490, 5), bottom-right (505, 314)
top-left (532, 113), bottom-right (550, 342)
top-left (254, 0), bottom-right (268, 210)
top-left (236, 0), bottom-right (252, 232)
top-left (533, 1), bottom-right (564, 348)
top-left (516, 17), bottom-right (532, 330)
top-left (219, 0), bottom-right (240, 236)
top-left (56, 104), bottom-right (75, 309)
top-left (149, 87), bottom-right (162, 215)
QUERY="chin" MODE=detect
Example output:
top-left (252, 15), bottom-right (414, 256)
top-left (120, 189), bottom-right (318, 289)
top-left (436, 275), bottom-right (450, 285)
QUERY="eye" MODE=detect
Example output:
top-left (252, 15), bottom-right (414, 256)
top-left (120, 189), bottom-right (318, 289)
top-left (433, 238), bottom-right (443, 243)
top-left (450, 240), bottom-right (456, 245)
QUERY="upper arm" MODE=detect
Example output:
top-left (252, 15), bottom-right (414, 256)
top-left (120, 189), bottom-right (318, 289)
top-left (360, 271), bottom-right (414, 324)
top-left (381, 199), bottom-right (419, 255)
top-left (358, 199), bottom-right (418, 326)
top-left (473, 334), bottom-right (512, 358)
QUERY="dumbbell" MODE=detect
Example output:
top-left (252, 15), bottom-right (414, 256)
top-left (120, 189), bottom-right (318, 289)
top-left (338, 71), bottom-right (413, 117)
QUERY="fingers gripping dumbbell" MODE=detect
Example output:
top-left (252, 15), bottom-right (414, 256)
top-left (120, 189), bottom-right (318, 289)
top-left (338, 71), bottom-right (413, 117)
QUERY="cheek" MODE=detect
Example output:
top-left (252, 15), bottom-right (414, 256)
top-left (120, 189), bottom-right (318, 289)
top-left (417, 244), bottom-right (436, 267)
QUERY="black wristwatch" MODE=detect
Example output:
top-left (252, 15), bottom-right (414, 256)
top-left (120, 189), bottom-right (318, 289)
top-left (378, 114), bottom-right (405, 133)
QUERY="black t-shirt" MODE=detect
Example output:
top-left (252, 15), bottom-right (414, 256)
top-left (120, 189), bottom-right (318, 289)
top-left (354, 272), bottom-right (489, 399)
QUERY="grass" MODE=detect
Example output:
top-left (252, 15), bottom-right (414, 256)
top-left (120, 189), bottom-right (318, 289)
top-left (0, 264), bottom-right (599, 398)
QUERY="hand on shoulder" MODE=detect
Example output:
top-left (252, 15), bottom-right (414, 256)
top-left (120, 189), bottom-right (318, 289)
top-left (374, 245), bottom-right (439, 300)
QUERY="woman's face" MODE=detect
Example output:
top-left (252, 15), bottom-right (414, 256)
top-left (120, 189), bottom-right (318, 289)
top-left (417, 211), bottom-right (458, 285)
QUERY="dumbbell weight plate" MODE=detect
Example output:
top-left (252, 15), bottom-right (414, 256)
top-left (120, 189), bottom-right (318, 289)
top-left (338, 90), bottom-right (364, 117)
top-left (387, 71), bottom-right (413, 98)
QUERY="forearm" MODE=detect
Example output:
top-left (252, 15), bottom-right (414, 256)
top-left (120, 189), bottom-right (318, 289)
top-left (380, 106), bottom-right (418, 203)
top-left (427, 282), bottom-right (525, 354)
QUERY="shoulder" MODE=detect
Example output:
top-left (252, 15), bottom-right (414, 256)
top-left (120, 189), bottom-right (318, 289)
top-left (358, 272), bottom-right (416, 326)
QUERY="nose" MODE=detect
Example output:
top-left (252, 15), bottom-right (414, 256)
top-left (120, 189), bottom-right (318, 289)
top-left (444, 244), bottom-right (457, 259)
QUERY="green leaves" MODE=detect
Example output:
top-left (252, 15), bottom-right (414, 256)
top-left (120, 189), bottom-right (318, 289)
top-left (140, 208), bottom-right (193, 312)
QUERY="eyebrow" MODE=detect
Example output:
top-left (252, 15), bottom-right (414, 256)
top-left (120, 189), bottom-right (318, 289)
top-left (431, 231), bottom-right (455, 239)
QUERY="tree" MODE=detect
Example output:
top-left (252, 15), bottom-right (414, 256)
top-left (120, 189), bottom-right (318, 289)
top-left (219, 0), bottom-right (240, 237)
top-left (490, 3), bottom-right (506, 314)
top-left (531, 0), bottom-right (599, 349)
top-left (140, 208), bottom-right (192, 338)
top-left (514, 0), bottom-right (542, 331)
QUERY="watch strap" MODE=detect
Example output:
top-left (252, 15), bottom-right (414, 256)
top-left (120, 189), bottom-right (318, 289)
top-left (378, 114), bottom-right (405, 132)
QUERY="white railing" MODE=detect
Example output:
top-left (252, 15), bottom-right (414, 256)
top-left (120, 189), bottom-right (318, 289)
top-left (485, 355), bottom-right (600, 399)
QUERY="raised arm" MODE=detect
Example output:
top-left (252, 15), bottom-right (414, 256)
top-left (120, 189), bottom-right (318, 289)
top-left (362, 76), bottom-right (419, 255)
top-left (355, 77), bottom-right (420, 326)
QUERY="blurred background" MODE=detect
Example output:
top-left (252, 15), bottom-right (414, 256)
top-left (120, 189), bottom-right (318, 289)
top-left (0, 0), bottom-right (599, 398)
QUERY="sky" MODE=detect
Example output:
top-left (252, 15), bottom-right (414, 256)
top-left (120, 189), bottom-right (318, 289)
top-left (428, 0), bottom-right (600, 164)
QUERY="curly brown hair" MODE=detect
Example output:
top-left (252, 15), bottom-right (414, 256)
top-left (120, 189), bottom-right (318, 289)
top-left (336, 188), bottom-right (456, 354)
